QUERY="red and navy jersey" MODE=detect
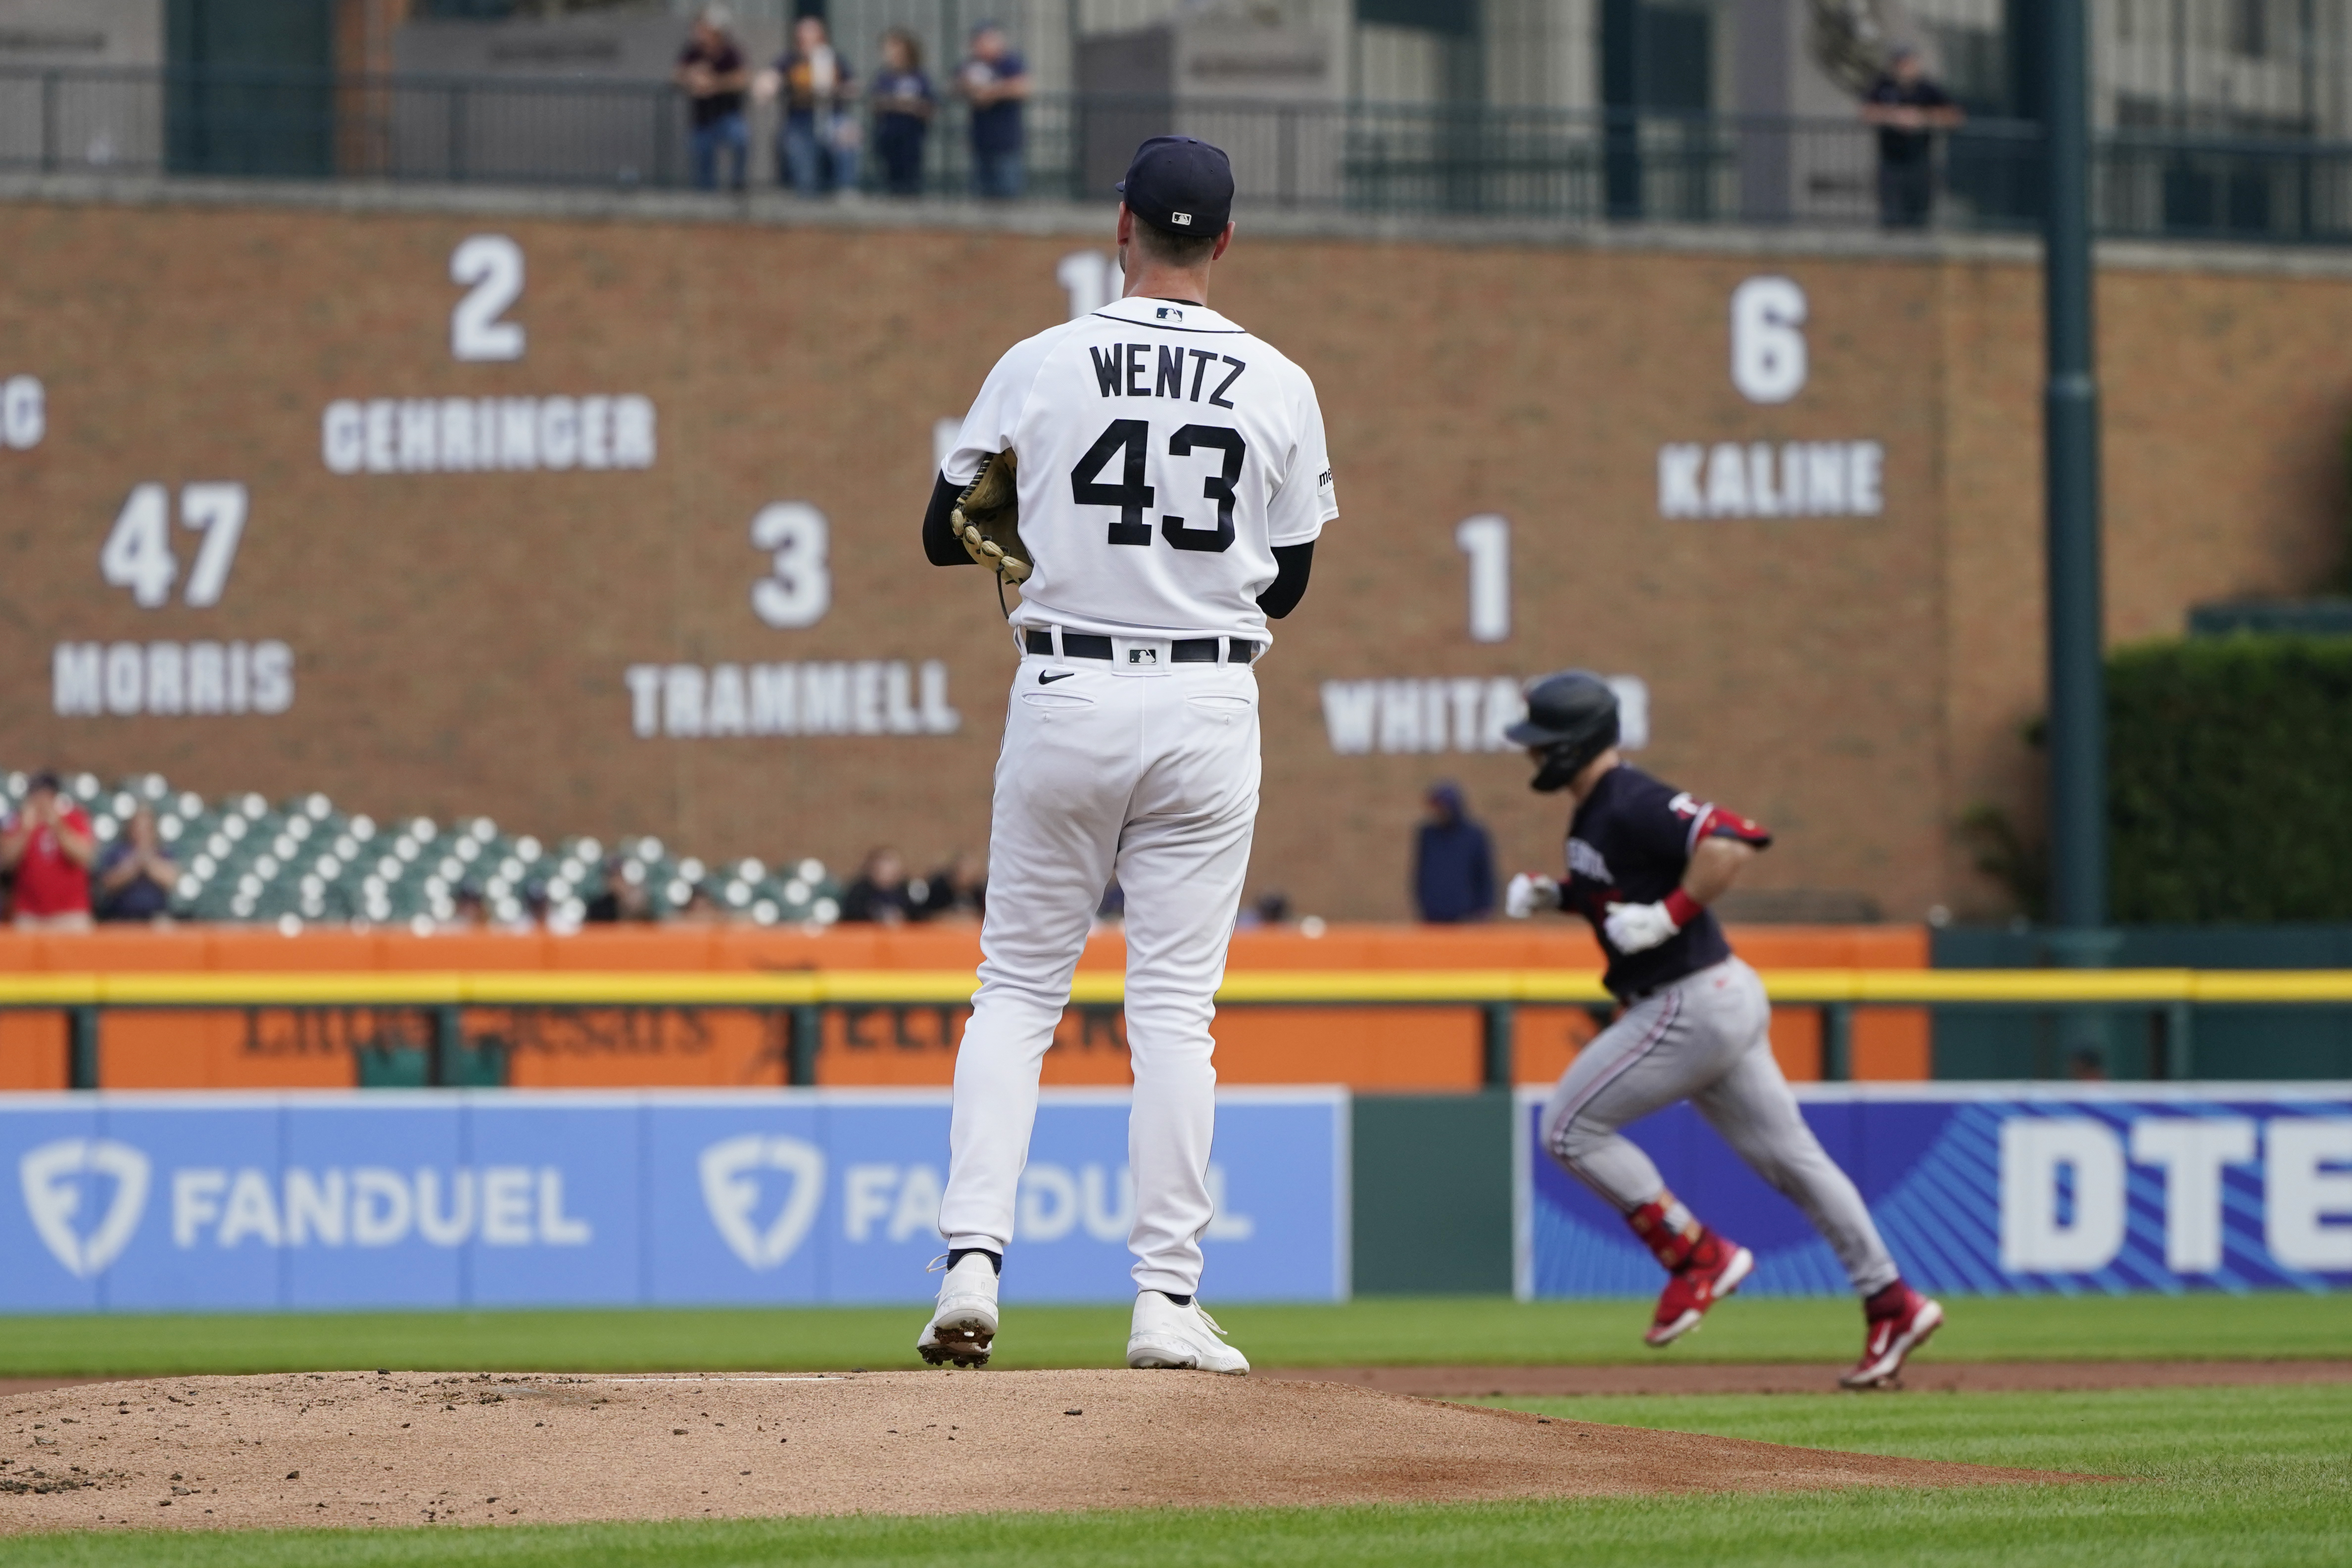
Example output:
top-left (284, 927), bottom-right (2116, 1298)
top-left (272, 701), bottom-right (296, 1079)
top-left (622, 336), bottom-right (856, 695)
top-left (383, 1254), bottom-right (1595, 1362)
top-left (1558, 763), bottom-right (1772, 1000)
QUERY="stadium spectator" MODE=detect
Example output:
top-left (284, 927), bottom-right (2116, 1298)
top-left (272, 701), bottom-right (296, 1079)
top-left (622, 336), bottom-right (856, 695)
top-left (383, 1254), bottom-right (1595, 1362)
top-left (870, 27), bottom-right (935, 196)
top-left (1236, 889), bottom-right (1293, 930)
top-left (524, 880), bottom-right (575, 935)
top-left (920, 849), bottom-right (985, 921)
top-left (957, 22), bottom-right (1029, 199)
top-left (586, 855), bottom-right (654, 923)
top-left (841, 847), bottom-right (917, 925)
top-left (762, 14), bottom-right (860, 195)
top-left (0, 771), bottom-right (96, 932)
top-left (673, 884), bottom-right (727, 925)
top-left (450, 884), bottom-right (490, 930)
top-left (95, 804), bottom-right (180, 924)
top-left (1413, 781), bottom-right (1495, 924)
top-left (676, 5), bottom-right (751, 192)
top-left (1860, 46), bottom-right (1963, 229)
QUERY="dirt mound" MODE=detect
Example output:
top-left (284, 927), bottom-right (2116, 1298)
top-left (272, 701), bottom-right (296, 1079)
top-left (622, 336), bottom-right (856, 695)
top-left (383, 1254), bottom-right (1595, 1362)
top-left (0, 1369), bottom-right (2079, 1534)
top-left (1268, 1360), bottom-right (2352, 1398)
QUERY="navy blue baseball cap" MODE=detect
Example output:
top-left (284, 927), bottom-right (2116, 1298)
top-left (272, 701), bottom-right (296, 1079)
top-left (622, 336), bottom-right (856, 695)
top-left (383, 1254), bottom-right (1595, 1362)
top-left (1116, 136), bottom-right (1233, 236)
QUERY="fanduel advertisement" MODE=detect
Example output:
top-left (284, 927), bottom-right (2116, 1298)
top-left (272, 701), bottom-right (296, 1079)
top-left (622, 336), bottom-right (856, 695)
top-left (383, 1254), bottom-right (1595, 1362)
top-left (1517, 1085), bottom-right (2352, 1297)
top-left (0, 1089), bottom-right (1347, 1311)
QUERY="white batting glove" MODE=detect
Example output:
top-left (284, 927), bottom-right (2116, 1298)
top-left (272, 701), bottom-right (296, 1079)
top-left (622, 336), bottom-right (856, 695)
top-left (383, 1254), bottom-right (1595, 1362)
top-left (1602, 899), bottom-right (1681, 953)
top-left (1504, 873), bottom-right (1556, 920)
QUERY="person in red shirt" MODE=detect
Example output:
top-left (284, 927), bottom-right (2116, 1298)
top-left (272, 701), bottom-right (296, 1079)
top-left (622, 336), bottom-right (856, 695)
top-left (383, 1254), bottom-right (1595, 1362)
top-left (1, 770), bottom-right (96, 932)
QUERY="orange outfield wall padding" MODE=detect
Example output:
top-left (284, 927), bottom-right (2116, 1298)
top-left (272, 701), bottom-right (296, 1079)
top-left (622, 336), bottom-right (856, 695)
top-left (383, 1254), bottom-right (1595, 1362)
top-left (0, 924), bottom-right (1930, 1092)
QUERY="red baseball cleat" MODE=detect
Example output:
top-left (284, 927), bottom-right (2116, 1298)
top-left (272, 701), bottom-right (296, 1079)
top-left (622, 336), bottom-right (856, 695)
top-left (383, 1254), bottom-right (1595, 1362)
top-left (1644, 1231), bottom-right (1754, 1347)
top-left (1841, 1283), bottom-right (1944, 1388)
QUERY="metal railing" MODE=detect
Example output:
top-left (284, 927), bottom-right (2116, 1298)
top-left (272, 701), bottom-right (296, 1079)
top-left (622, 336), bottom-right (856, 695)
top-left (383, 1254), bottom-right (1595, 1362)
top-left (6, 967), bottom-right (2351, 1089)
top-left (13, 64), bottom-right (2352, 242)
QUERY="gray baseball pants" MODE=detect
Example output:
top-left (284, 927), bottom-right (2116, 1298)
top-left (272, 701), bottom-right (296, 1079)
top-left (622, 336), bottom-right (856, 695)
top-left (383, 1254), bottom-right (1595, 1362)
top-left (1538, 956), bottom-right (1899, 1295)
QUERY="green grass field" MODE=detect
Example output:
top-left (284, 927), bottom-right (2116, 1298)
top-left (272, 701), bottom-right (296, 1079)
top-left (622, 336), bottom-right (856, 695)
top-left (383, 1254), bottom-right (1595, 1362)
top-left (1, 1291), bottom-right (2343, 1378)
top-left (6, 1295), bottom-right (2347, 1566)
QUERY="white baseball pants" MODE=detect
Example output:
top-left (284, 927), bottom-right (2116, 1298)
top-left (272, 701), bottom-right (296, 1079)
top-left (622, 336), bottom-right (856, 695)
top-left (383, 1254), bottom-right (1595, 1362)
top-left (940, 650), bottom-right (1260, 1297)
top-left (1538, 957), bottom-right (1900, 1295)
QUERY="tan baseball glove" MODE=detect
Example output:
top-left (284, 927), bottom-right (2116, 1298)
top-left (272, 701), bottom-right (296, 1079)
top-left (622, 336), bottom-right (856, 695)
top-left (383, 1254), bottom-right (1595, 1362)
top-left (952, 450), bottom-right (1031, 586)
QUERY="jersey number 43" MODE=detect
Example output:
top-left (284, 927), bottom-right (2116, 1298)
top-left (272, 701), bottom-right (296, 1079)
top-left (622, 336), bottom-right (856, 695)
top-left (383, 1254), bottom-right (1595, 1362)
top-left (1070, 417), bottom-right (1242, 554)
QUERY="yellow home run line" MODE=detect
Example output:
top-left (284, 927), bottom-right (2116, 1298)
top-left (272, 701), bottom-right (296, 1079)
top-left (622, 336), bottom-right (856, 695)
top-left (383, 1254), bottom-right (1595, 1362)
top-left (1, 968), bottom-right (2351, 1006)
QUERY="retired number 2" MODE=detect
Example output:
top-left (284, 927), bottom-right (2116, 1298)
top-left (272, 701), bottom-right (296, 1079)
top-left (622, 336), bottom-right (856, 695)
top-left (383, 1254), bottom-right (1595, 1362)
top-left (1071, 419), bottom-right (1243, 553)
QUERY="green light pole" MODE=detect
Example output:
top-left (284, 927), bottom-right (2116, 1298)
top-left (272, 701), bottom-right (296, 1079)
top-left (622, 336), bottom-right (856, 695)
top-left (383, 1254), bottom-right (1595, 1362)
top-left (2042, 0), bottom-right (2119, 1047)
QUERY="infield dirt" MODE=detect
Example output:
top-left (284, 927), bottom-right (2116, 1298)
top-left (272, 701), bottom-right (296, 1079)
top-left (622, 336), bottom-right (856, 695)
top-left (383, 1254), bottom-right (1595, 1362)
top-left (0, 1369), bottom-right (2079, 1533)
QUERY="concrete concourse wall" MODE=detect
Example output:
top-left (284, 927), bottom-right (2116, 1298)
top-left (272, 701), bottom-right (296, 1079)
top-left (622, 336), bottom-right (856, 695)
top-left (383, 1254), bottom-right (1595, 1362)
top-left (0, 180), bottom-right (2342, 923)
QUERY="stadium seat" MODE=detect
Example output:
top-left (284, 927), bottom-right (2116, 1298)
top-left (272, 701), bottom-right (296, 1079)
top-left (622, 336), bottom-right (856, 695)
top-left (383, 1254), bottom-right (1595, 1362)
top-left (5, 766), bottom-right (840, 930)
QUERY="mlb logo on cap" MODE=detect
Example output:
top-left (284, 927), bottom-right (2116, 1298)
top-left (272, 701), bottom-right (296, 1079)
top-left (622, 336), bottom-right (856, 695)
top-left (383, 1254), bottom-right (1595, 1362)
top-left (1116, 136), bottom-right (1234, 236)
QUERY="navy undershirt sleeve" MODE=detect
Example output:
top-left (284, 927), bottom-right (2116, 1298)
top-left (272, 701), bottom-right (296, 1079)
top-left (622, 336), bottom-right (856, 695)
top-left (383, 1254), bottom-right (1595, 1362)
top-left (1256, 541), bottom-right (1314, 619)
top-left (922, 472), bottom-right (972, 567)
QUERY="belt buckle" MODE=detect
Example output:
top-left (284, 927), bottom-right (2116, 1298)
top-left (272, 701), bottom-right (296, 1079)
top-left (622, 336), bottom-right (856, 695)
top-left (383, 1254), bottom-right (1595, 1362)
top-left (1110, 636), bottom-right (1171, 673)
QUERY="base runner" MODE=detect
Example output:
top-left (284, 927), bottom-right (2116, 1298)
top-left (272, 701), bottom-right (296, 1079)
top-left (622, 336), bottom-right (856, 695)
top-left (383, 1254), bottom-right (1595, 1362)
top-left (911, 136), bottom-right (1336, 1373)
top-left (1502, 670), bottom-right (1943, 1388)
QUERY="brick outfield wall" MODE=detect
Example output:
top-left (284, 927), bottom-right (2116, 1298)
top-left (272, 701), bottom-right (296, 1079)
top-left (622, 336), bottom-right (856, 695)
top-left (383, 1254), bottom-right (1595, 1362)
top-left (0, 195), bottom-right (2341, 923)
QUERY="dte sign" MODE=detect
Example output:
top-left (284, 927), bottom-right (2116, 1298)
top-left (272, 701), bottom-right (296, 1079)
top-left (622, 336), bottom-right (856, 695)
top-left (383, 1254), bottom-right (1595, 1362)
top-left (1521, 1088), bottom-right (2352, 1299)
top-left (2001, 1116), bottom-right (2352, 1275)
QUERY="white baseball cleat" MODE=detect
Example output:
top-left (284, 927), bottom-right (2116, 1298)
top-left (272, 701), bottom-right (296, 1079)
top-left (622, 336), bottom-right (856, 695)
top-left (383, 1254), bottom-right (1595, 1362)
top-left (916, 1253), bottom-right (1001, 1368)
top-left (1126, 1290), bottom-right (1250, 1375)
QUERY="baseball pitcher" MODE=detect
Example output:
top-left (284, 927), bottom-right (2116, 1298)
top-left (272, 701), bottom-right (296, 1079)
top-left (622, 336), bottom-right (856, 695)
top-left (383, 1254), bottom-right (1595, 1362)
top-left (1503, 671), bottom-right (1943, 1388)
top-left (913, 136), bottom-right (1335, 1374)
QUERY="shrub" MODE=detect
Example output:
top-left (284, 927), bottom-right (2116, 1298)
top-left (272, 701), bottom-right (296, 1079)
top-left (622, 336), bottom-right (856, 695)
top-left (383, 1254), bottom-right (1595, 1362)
top-left (2109, 635), bottom-right (2352, 921)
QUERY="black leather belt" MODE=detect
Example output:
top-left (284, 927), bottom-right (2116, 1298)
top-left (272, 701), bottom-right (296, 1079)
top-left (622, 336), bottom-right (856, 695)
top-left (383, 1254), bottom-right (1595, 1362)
top-left (1024, 630), bottom-right (1256, 664)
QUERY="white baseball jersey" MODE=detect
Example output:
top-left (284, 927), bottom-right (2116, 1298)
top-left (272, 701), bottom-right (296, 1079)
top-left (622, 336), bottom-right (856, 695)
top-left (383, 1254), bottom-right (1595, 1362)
top-left (942, 294), bottom-right (1337, 642)
top-left (929, 289), bottom-right (1332, 1314)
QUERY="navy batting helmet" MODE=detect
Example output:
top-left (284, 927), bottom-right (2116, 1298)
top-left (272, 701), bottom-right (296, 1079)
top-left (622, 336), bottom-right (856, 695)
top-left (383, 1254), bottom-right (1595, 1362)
top-left (1504, 670), bottom-right (1619, 793)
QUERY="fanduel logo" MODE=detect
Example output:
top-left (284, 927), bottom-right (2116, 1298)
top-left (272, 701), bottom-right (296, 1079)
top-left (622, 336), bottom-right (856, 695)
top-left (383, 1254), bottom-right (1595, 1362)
top-left (700, 1135), bottom-right (826, 1270)
top-left (169, 1166), bottom-right (592, 1250)
top-left (20, 1138), bottom-right (151, 1278)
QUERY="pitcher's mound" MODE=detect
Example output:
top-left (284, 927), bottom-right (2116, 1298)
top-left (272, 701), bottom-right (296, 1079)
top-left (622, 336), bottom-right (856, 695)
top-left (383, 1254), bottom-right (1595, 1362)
top-left (1, 1369), bottom-right (2075, 1533)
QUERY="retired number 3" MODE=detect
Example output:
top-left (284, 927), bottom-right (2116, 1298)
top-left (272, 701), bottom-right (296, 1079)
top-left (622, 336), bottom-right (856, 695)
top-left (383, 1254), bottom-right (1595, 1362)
top-left (1069, 418), bottom-right (1242, 553)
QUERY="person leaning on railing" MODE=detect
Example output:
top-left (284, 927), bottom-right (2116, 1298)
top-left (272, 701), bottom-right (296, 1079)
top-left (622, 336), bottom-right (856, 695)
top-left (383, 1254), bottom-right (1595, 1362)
top-left (870, 27), bottom-right (936, 197)
top-left (1859, 46), bottom-right (1964, 229)
top-left (761, 14), bottom-right (861, 197)
top-left (958, 21), bottom-right (1030, 200)
top-left (675, 4), bottom-right (751, 193)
